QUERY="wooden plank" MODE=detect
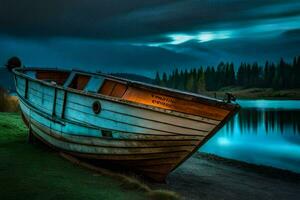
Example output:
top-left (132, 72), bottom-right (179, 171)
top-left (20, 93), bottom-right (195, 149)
top-left (106, 157), bottom-right (183, 167)
top-left (66, 150), bottom-right (187, 161)
top-left (99, 80), bottom-right (116, 95)
top-left (110, 83), bottom-right (128, 98)
top-left (66, 92), bottom-right (217, 133)
top-left (31, 124), bottom-right (189, 161)
top-left (64, 108), bottom-right (202, 136)
top-left (64, 104), bottom-right (211, 135)
top-left (21, 79), bottom-right (221, 125)
top-left (31, 124), bottom-right (194, 154)
top-left (21, 107), bottom-right (204, 141)
top-left (52, 88), bottom-right (219, 127)
top-left (64, 100), bottom-right (215, 133)
top-left (20, 92), bottom-right (210, 140)
top-left (122, 87), bottom-right (230, 121)
top-left (30, 118), bottom-right (200, 148)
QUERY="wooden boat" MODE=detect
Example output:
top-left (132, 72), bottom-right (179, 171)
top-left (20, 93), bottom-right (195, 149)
top-left (11, 66), bottom-right (239, 181)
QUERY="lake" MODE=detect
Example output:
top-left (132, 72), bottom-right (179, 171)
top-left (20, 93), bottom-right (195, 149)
top-left (200, 100), bottom-right (300, 173)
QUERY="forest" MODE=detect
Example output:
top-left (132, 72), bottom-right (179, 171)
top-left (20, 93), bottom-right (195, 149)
top-left (154, 56), bottom-right (300, 92)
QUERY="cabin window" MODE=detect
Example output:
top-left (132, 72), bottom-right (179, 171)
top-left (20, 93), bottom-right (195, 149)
top-left (111, 84), bottom-right (127, 98)
top-left (99, 80), bottom-right (116, 95)
top-left (68, 74), bottom-right (91, 90)
top-left (84, 76), bottom-right (104, 93)
top-left (36, 71), bottom-right (70, 86)
top-left (99, 80), bottom-right (127, 98)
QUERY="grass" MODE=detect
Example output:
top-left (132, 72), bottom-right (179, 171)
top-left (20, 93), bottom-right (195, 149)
top-left (146, 190), bottom-right (180, 200)
top-left (0, 112), bottom-right (180, 200)
top-left (0, 88), bottom-right (19, 112)
top-left (61, 153), bottom-right (180, 200)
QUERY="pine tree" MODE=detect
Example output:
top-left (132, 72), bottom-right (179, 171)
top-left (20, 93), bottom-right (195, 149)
top-left (229, 62), bottom-right (235, 85)
top-left (192, 68), bottom-right (197, 92)
top-left (161, 72), bottom-right (168, 87)
top-left (155, 55), bottom-right (300, 92)
top-left (196, 68), bottom-right (205, 92)
top-left (291, 57), bottom-right (297, 88)
top-left (269, 63), bottom-right (276, 88)
top-left (205, 67), bottom-right (212, 91)
top-left (174, 68), bottom-right (179, 89)
top-left (154, 71), bottom-right (161, 85)
top-left (237, 63), bottom-right (245, 86)
top-left (295, 56), bottom-right (300, 87)
top-left (183, 69), bottom-right (188, 90)
top-left (186, 72), bottom-right (194, 92)
top-left (178, 70), bottom-right (185, 90)
top-left (264, 61), bottom-right (269, 87)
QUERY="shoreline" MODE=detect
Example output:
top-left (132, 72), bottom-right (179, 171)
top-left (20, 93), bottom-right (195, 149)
top-left (202, 88), bottom-right (300, 100)
top-left (196, 152), bottom-right (300, 180)
top-left (153, 152), bottom-right (300, 200)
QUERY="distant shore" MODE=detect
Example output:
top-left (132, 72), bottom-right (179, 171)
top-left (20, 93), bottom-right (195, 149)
top-left (202, 87), bottom-right (300, 100)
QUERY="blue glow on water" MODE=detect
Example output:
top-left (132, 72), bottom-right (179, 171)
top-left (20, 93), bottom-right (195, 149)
top-left (236, 99), bottom-right (300, 110)
top-left (200, 100), bottom-right (300, 173)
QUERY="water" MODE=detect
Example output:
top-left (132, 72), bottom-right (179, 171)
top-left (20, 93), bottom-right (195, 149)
top-left (200, 100), bottom-right (300, 173)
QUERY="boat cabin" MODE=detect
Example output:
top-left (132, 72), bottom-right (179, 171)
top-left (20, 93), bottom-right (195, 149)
top-left (25, 69), bottom-right (128, 98)
top-left (21, 68), bottom-right (234, 121)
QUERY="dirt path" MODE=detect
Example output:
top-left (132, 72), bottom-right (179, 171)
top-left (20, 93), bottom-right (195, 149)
top-left (153, 153), bottom-right (300, 200)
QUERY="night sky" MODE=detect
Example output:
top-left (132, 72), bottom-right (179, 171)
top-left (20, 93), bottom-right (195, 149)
top-left (0, 0), bottom-right (300, 77)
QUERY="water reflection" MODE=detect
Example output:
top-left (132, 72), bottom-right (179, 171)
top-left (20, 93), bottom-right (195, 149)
top-left (226, 109), bottom-right (300, 135)
top-left (200, 100), bottom-right (300, 173)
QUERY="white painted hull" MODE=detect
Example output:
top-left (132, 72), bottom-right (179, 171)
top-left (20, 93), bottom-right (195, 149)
top-left (13, 68), bottom-right (239, 181)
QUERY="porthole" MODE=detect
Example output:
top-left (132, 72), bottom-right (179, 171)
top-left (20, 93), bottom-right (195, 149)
top-left (92, 101), bottom-right (101, 114)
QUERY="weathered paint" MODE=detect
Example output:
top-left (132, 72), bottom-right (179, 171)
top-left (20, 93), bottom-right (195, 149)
top-left (13, 67), bottom-right (240, 181)
top-left (122, 86), bottom-right (229, 121)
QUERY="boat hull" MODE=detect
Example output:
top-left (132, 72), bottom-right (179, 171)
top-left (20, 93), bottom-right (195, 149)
top-left (13, 68), bottom-right (239, 181)
top-left (21, 107), bottom-right (199, 181)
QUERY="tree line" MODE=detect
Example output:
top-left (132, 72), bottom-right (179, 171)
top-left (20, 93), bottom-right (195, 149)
top-left (154, 56), bottom-right (300, 92)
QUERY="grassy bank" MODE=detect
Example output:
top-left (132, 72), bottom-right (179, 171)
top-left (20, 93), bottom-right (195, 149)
top-left (202, 87), bottom-right (300, 100)
top-left (0, 113), bottom-right (179, 200)
top-left (0, 88), bottom-right (19, 112)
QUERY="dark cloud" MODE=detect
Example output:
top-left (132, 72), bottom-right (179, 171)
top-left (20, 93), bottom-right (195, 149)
top-left (1, 0), bottom-right (299, 40)
top-left (0, 0), bottom-right (299, 76)
top-left (0, 0), bottom-right (178, 39)
top-left (114, 0), bottom-right (300, 39)
top-left (0, 36), bottom-right (198, 76)
top-left (282, 28), bottom-right (300, 38)
top-left (166, 34), bottom-right (300, 67)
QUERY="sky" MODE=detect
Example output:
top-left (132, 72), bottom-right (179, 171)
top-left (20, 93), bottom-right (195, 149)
top-left (0, 0), bottom-right (300, 77)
